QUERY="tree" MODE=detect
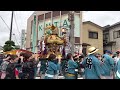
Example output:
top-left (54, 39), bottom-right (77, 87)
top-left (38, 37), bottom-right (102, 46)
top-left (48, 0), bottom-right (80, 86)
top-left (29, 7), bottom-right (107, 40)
top-left (3, 40), bottom-right (15, 52)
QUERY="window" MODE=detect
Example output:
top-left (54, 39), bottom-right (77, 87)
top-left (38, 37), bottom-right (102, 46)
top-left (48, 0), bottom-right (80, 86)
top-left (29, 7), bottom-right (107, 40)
top-left (53, 11), bottom-right (60, 17)
top-left (105, 34), bottom-right (109, 39)
top-left (103, 33), bottom-right (109, 42)
top-left (61, 11), bottom-right (69, 15)
top-left (89, 31), bottom-right (98, 39)
top-left (118, 30), bottom-right (120, 38)
top-left (45, 12), bottom-right (51, 19)
top-left (114, 31), bottom-right (117, 39)
top-left (103, 33), bottom-right (109, 40)
top-left (74, 11), bottom-right (80, 13)
top-left (114, 30), bottom-right (120, 39)
top-left (75, 37), bottom-right (80, 43)
top-left (38, 14), bottom-right (44, 21)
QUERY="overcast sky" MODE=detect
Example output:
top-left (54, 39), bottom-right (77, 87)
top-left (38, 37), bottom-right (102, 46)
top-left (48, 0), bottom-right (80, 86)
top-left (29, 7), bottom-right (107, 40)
top-left (0, 11), bottom-right (34, 46)
top-left (0, 11), bottom-right (120, 46)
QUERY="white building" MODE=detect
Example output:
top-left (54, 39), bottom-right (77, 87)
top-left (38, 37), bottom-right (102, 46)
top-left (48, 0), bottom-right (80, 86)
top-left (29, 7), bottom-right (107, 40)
top-left (26, 11), bottom-right (82, 54)
top-left (0, 46), bottom-right (3, 53)
top-left (103, 22), bottom-right (120, 52)
top-left (21, 29), bottom-right (26, 49)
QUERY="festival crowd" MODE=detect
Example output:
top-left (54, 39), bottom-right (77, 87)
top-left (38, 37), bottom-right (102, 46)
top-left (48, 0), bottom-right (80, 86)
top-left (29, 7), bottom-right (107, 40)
top-left (0, 46), bottom-right (120, 79)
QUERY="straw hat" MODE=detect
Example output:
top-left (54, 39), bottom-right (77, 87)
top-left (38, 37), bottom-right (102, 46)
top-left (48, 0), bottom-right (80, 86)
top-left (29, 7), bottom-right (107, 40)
top-left (88, 47), bottom-right (99, 55)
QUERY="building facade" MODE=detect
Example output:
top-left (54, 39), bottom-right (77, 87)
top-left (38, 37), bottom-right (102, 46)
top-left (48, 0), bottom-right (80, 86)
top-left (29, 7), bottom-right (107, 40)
top-left (0, 46), bottom-right (3, 54)
top-left (0, 46), bottom-right (2, 49)
top-left (103, 22), bottom-right (120, 52)
top-left (21, 29), bottom-right (26, 49)
top-left (26, 11), bottom-right (82, 53)
top-left (82, 21), bottom-right (103, 55)
top-left (26, 11), bottom-right (103, 55)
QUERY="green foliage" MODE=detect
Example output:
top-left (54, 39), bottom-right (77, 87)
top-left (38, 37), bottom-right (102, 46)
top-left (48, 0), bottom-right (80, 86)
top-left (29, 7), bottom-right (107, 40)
top-left (5, 40), bottom-right (15, 46)
top-left (3, 40), bottom-right (15, 52)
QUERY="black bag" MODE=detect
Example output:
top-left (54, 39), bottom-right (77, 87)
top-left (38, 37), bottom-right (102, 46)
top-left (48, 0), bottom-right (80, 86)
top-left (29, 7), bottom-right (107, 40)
top-left (6, 63), bottom-right (16, 79)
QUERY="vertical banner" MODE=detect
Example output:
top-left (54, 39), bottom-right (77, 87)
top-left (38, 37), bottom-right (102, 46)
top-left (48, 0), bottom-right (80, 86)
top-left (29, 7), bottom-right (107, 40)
top-left (74, 13), bottom-right (80, 37)
top-left (74, 13), bottom-right (80, 53)
top-left (74, 12), bottom-right (82, 54)
top-left (32, 14), bottom-right (37, 53)
top-left (38, 21), bottom-right (44, 40)
top-left (21, 29), bottom-right (25, 49)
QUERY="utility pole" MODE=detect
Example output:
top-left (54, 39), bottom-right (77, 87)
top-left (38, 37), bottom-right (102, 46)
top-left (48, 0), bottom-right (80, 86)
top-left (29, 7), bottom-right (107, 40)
top-left (9, 11), bottom-right (14, 41)
top-left (68, 11), bottom-right (75, 55)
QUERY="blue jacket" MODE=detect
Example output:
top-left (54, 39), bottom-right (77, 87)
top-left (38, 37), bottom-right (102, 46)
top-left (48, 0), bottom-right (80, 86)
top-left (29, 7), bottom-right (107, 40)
top-left (82, 54), bottom-right (105, 79)
top-left (57, 63), bottom-right (60, 71)
top-left (102, 54), bottom-right (114, 76)
top-left (66, 59), bottom-right (78, 74)
top-left (46, 61), bottom-right (58, 75)
top-left (116, 60), bottom-right (120, 73)
top-left (99, 61), bottom-right (108, 76)
top-left (115, 60), bottom-right (120, 79)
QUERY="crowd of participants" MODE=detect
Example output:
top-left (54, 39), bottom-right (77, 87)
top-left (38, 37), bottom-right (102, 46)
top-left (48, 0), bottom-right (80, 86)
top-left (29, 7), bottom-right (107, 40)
top-left (0, 46), bottom-right (120, 79)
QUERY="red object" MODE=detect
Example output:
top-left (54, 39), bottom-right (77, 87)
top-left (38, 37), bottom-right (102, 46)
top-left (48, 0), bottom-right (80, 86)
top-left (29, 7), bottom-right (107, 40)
top-left (15, 68), bottom-right (19, 76)
top-left (117, 50), bottom-right (120, 52)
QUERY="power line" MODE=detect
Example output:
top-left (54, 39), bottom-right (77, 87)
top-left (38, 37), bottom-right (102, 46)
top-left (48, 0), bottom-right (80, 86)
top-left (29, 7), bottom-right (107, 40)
top-left (12, 12), bottom-right (21, 45)
top-left (13, 12), bottom-right (21, 35)
top-left (0, 16), bottom-right (10, 30)
top-left (0, 13), bottom-right (20, 46)
top-left (13, 12), bottom-right (21, 47)
top-left (13, 12), bottom-right (21, 39)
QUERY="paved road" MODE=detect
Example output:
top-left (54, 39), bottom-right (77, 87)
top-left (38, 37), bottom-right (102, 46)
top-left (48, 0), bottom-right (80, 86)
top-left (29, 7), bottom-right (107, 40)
top-left (35, 76), bottom-right (64, 79)
top-left (35, 76), bottom-right (83, 79)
